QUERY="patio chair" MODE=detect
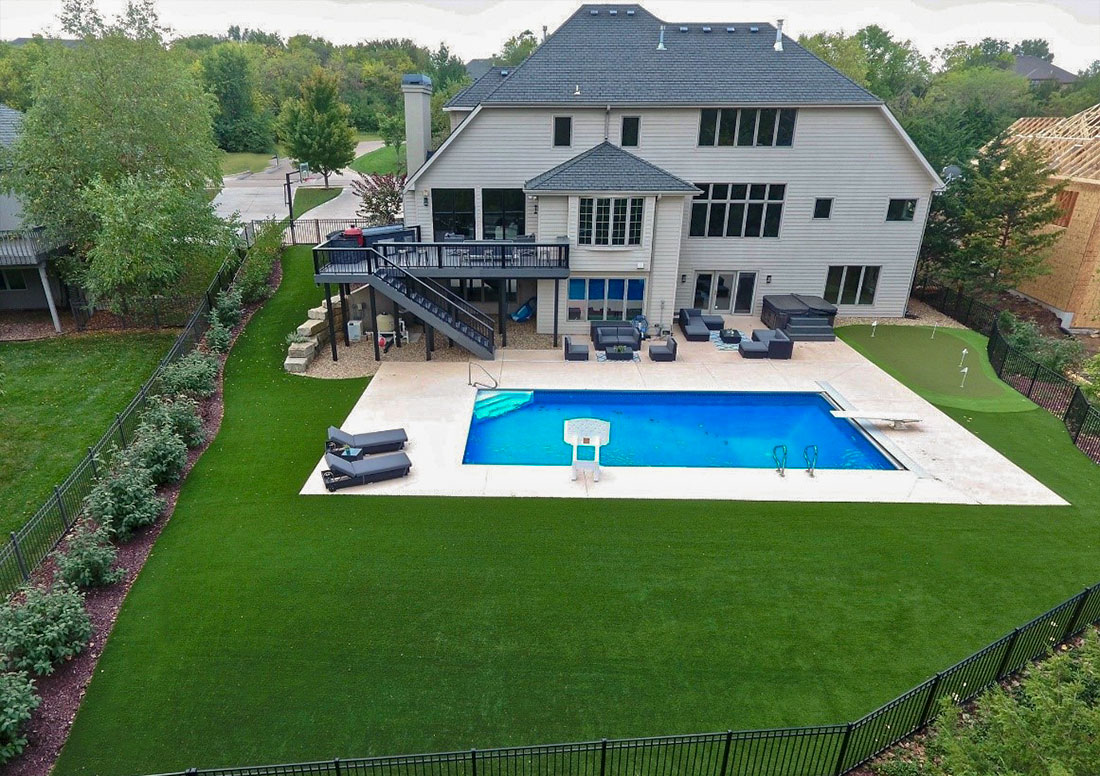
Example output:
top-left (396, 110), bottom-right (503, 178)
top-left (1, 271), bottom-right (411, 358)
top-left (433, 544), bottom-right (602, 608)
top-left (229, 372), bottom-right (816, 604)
top-left (327, 426), bottom-right (408, 456)
top-left (564, 336), bottom-right (590, 361)
top-left (322, 452), bottom-right (411, 491)
top-left (648, 336), bottom-right (677, 362)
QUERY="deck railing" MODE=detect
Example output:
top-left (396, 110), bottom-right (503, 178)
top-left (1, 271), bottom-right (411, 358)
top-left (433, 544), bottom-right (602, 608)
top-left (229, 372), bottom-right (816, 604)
top-left (0, 227), bottom-right (61, 265)
top-left (314, 240), bottom-right (570, 277)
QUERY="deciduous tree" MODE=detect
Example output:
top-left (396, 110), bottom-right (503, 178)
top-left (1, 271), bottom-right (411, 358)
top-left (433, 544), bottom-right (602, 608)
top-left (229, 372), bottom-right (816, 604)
top-left (353, 172), bottom-right (406, 225)
top-left (278, 67), bottom-right (356, 188)
top-left (201, 43), bottom-right (274, 153)
top-left (494, 30), bottom-right (538, 66)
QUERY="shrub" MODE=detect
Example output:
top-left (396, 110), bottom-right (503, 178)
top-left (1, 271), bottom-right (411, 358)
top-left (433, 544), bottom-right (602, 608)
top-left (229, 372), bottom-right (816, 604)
top-left (286, 330), bottom-right (308, 345)
top-left (161, 350), bottom-right (218, 398)
top-left (0, 584), bottom-right (92, 676)
top-left (997, 312), bottom-right (1085, 373)
top-left (213, 285), bottom-right (243, 329)
top-left (140, 395), bottom-right (204, 448)
top-left (205, 316), bottom-right (232, 353)
top-left (0, 671), bottom-right (39, 763)
top-left (236, 222), bottom-right (283, 304)
top-left (54, 524), bottom-right (124, 588)
top-left (125, 421), bottom-right (188, 485)
top-left (1082, 354), bottom-right (1100, 403)
top-left (84, 457), bottom-right (164, 541)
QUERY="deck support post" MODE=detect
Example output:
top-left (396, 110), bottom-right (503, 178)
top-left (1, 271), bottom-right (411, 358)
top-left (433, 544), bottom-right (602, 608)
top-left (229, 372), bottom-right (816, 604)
top-left (324, 283), bottom-right (338, 362)
top-left (553, 278), bottom-right (560, 347)
top-left (339, 283), bottom-right (350, 346)
top-left (498, 280), bottom-right (507, 348)
top-left (38, 262), bottom-right (62, 333)
top-left (393, 298), bottom-right (401, 348)
top-left (369, 285), bottom-right (380, 362)
top-left (426, 323), bottom-right (434, 361)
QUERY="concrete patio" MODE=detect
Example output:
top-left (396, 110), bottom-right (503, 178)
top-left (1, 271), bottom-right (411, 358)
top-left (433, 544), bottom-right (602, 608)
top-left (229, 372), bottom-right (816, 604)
top-left (300, 322), bottom-right (1065, 506)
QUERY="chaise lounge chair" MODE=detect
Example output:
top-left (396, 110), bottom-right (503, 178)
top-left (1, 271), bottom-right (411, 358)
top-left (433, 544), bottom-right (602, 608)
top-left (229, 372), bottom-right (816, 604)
top-left (327, 426), bottom-right (408, 456)
top-left (322, 451), bottom-right (412, 491)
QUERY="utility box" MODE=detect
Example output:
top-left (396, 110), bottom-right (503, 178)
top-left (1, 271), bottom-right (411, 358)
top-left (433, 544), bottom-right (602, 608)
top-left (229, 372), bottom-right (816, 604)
top-left (347, 319), bottom-right (363, 342)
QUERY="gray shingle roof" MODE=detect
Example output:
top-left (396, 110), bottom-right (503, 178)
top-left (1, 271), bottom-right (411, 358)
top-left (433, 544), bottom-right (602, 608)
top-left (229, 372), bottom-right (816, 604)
top-left (447, 67), bottom-right (513, 109)
top-left (524, 141), bottom-right (699, 193)
top-left (1013, 55), bottom-right (1078, 85)
top-left (459, 4), bottom-right (879, 107)
top-left (465, 58), bottom-right (494, 80)
top-left (0, 103), bottom-right (23, 147)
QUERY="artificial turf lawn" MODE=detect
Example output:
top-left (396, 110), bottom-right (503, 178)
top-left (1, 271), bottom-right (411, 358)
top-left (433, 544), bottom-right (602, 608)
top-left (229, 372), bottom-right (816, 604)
top-left (0, 331), bottom-right (176, 537)
top-left (292, 187), bottom-right (343, 218)
top-left (54, 250), bottom-right (1100, 774)
top-left (837, 324), bottom-right (1036, 413)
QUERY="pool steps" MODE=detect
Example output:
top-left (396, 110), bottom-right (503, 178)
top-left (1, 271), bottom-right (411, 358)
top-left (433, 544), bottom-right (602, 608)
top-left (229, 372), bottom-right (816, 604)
top-left (473, 391), bottom-right (535, 420)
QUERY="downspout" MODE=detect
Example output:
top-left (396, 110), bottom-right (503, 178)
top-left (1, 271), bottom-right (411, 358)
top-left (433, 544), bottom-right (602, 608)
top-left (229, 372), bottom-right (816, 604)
top-left (604, 104), bottom-right (611, 141)
top-left (648, 195), bottom-right (662, 328)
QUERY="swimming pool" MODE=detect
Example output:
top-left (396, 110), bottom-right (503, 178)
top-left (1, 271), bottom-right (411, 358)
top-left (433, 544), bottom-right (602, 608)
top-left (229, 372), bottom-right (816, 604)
top-left (462, 389), bottom-right (898, 470)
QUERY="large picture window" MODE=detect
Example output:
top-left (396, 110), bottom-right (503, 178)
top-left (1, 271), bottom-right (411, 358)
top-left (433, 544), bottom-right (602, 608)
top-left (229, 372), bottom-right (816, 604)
top-left (567, 277), bottom-right (645, 321)
top-left (698, 108), bottom-right (796, 147)
top-left (579, 197), bottom-right (644, 246)
top-left (482, 189), bottom-right (526, 240)
top-left (432, 188), bottom-right (475, 239)
top-left (689, 183), bottom-right (784, 238)
top-left (823, 265), bottom-right (880, 306)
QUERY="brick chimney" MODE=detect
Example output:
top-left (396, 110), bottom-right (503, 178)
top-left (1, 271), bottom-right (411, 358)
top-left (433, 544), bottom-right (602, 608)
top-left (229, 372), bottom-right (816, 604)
top-left (401, 74), bottom-right (433, 175)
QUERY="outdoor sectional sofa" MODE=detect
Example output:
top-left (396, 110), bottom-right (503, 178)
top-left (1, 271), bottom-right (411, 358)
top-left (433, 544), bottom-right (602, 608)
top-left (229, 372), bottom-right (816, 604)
top-left (678, 308), bottom-right (724, 341)
top-left (648, 336), bottom-right (677, 362)
top-left (589, 322), bottom-right (641, 351)
top-left (564, 336), bottom-right (590, 361)
top-left (738, 329), bottom-right (794, 360)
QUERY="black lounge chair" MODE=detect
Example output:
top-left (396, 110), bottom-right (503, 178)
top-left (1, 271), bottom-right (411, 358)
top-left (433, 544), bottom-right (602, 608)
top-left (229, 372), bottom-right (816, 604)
top-left (564, 336), bottom-right (589, 361)
top-left (327, 426), bottom-right (408, 456)
top-left (648, 336), bottom-right (677, 362)
top-left (322, 451), bottom-right (411, 491)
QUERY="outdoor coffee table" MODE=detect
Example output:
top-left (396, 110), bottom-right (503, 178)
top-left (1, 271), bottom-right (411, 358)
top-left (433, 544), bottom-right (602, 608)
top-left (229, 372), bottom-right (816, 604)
top-left (719, 329), bottom-right (743, 344)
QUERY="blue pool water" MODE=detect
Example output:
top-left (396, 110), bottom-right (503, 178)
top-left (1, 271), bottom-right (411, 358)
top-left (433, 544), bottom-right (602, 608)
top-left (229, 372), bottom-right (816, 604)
top-left (462, 390), bottom-right (898, 470)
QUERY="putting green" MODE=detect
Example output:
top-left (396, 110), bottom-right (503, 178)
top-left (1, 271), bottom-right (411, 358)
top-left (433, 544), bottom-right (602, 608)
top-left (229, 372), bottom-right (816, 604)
top-left (837, 325), bottom-right (1036, 413)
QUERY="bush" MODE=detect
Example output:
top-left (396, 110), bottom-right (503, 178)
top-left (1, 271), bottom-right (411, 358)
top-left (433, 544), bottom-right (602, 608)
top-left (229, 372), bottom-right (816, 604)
top-left (205, 315), bottom-right (232, 353)
top-left (125, 421), bottom-right (188, 485)
top-left (236, 222), bottom-right (282, 304)
top-left (0, 671), bottom-right (39, 763)
top-left (0, 584), bottom-right (92, 676)
top-left (1082, 354), bottom-right (1100, 403)
top-left (286, 330), bottom-right (308, 345)
top-left (161, 350), bottom-right (218, 398)
top-left (213, 285), bottom-right (243, 329)
top-left (54, 524), bottom-right (124, 588)
top-left (84, 457), bottom-right (164, 541)
top-left (997, 312), bottom-right (1085, 373)
top-left (140, 395), bottom-right (204, 448)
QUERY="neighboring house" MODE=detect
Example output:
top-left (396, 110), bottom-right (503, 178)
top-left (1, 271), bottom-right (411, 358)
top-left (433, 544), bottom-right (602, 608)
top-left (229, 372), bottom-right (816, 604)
top-left (465, 58), bottom-right (494, 81)
top-left (1003, 104), bottom-right (1100, 331)
top-left (0, 103), bottom-right (66, 332)
top-left (314, 3), bottom-right (941, 358)
top-left (1012, 54), bottom-right (1078, 87)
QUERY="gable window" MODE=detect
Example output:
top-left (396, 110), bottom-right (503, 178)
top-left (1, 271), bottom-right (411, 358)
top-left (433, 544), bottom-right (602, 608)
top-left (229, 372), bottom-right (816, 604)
top-left (553, 116), bottom-right (572, 147)
top-left (567, 277), bottom-right (646, 322)
top-left (824, 265), bottom-right (880, 306)
top-left (698, 108), bottom-right (797, 147)
top-left (689, 183), bottom-right (784, 238)
top-left (482, 189), bottom-right (526, 240)
top-left (1053, 190), bottom-right (1077, 227)
top-left (621, 116), bottom-right (640, 147)
top-left (886, 198), bottom-right (917, 222)
top-left (579, 197), bottom-right (644, 246)
top-left (432, 188), bottom-right (475, 239)
top-left (813, 198), bottom-right (833, 219)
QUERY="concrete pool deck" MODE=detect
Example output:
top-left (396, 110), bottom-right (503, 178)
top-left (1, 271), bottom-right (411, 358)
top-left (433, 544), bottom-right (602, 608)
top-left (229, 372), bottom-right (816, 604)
top-left (301, 326), bottom-right (1066, 506)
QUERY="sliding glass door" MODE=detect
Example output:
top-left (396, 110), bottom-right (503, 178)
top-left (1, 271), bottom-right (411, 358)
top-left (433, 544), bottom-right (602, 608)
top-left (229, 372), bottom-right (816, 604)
top-left (693, 271), bottom-right (757, 314)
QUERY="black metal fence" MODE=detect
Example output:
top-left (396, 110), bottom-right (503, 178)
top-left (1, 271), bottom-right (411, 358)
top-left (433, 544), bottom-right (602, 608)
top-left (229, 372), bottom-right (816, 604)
top-left (0, 236), bottom-right (254, 597)
top-left (142, 582), bottom-right (1100, 776)
top-left (914, 284), bottom-right (1100, 465)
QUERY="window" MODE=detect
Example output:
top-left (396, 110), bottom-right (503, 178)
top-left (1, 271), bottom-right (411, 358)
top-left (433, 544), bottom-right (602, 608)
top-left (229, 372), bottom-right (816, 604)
top-left (689, 183), bottom-right (784, 238)
top-left (886, 198), bottom-right (917, 222)
top-left (482, 189), bottom-right (526, 240)
top-left (823, 265), bottom-right (880, 306)
top-left (0, 269), bottom-right (27, 291)
top-left (1053, 190), bottom-right (1078, 227)
top-left (449, 278), bottom-right (518, 304)
top-left (578, 197), bottom-right (644, 246)
top-left (813, 198), bottom-right (833, 219)
top-left (567, 277), bottom-right (646, 322)
top-left (698, 108), bottom-right (797, 147)
top-left (431, 188), bottom-right (475, 239)
top-left (621, 116), bottom-right (640, 147)
top-left (553, 116), bottom-right (572, 147)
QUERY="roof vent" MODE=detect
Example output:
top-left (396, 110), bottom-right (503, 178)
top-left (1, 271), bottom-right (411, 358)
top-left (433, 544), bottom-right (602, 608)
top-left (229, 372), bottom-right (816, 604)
top-left (774, 19), bottom-right (784, 51)
top-left (656, 24), bottom-right (666, 50)
top-left (679, 26), bottom-right (689, 32)
top-left (500, 69), bottom-right (509, 77)
top-left (726, 27), bottom-right (735, 33)
top-left (626, 9), bottom-right (635, 15)
top-left (574, 84), bottom-right (581, 96)
top-left (749, 26), bottom-right (759, 33)
top-left (589, 8), bottom-right (598, 15)
top-left (702, 26), bottom-right (711, 33)
top-left (608, 9), bottom-right (617, 14)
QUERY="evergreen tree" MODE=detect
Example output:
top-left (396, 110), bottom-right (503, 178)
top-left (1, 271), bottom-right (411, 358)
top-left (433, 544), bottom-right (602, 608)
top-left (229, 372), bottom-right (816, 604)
top-left (278, 67), bottom-right (356, 188)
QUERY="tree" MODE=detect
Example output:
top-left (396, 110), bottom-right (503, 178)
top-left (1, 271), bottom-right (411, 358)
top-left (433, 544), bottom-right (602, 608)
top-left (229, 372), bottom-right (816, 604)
top-left (494, 30), bottom-right (538, 66)
top-left (1012, 39), bottom-right (1053, 62)
top-left (937, 38), bottom-right (1013, 71)
top-left (278, 67), bottom-right (356, 188)
top-left (201, 43), bottom-right (274, 152)
top-left (856, 25), bottom-right (931, 101)
top-left (375, 111), bottom-right (405, 163)
top-left (797, 32), bottom-right (869, 88)
top-left (80, 174), bottom-right (234, 309)
top-left (429, 43), bottom-right (468, 91)
top-left (352, 172), bottom-right (406, 225)
top-left (5, 0), bottom-right (220, 252)
top-left (922, 136), bottom-right (1065, 298)
top-left (0, 38), bottom-right (52, 111)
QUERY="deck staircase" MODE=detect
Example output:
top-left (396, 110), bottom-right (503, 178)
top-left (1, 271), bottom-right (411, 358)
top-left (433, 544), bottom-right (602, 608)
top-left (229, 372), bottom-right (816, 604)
top-left (361, 249), bottom-right (495, 359)
top-left (473, 390), bottom-right (534, 420)
top-left (782, 317), bottom-right (836, 342)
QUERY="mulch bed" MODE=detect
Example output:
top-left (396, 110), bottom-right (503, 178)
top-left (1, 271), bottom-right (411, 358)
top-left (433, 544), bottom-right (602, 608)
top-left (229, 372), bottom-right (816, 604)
top-left (5, 260), bottom-right (283, 776)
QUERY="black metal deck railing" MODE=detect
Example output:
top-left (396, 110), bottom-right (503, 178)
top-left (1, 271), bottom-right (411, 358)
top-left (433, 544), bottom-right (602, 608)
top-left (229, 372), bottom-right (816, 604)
top-left (313, 240), bottom-right (570, 278)
top-left (0, 226), bottom-right (62, 265)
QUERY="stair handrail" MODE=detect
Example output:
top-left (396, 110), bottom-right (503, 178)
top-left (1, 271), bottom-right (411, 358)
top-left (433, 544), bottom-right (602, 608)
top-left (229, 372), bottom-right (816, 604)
top-left (468, 361), bottom-right (499, 389)
top-left (367, 248), bottom-right (493, 326)
top-left (773, 444), bottom-right (787, 477)
top-left (804, 444), bottom-right (818, 477)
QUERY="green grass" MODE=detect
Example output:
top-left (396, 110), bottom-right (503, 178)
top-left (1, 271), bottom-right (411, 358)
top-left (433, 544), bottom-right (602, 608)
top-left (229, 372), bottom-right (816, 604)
top-left (54, 253), bottom-right (1100, 774)
top-left (349, 144), bottom-right (403, 175)
top-left (838, 325), bottom-right (1036, 412)
top-left (0, 332), bottom-right (177, 537)
top-left (292, 187), bottom-right (342, 218)
top-left (355, 131), bottom-right (381, 142)
top-left (219, 151), bottom-right (275, 176)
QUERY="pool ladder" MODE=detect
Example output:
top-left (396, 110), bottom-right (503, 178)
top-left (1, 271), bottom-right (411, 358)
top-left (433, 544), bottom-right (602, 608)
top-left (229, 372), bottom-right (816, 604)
top-left (804, 445), bottom-right (818, 477)
top-left (773, 445), bottom-right (787, 477)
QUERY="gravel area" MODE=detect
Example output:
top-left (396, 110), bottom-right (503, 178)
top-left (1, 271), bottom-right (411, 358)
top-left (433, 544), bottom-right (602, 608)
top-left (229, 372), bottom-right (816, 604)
top-left (836, 299), bottom-right (966, 329)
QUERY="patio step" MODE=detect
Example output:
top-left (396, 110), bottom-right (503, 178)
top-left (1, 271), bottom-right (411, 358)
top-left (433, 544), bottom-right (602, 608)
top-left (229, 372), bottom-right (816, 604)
top-left (473, 391), bottom-right (534, 420)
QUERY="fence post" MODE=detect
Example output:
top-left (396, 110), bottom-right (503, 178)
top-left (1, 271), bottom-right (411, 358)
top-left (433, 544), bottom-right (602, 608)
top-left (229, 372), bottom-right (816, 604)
top-left (718, 730), bottom-right (733, 776)
top-left (55, 486), bottom-right (69, 529)
top-left (918, 672), bottom-right (944, 727)
top-left (1027, 362), bottom-right (1040, 397)
top-left (88, 447), bottom-right (98, 479)
top-left (1063, 588), bottom-right (1092, 641)
top-left (832, 723), bottom-right (854, 776)
top-left (10, 533), bottom-right (28, 581)
top-left (116, 413), bottom-right (127, 447)
top-left (994, 629), bottom-right (1021, 680)
top-left (470, 748), bottom-right (477, 776)
top-left (334, 757), bottom-right (341, 776)
top-left (599, 738), bottom-right (607, 776)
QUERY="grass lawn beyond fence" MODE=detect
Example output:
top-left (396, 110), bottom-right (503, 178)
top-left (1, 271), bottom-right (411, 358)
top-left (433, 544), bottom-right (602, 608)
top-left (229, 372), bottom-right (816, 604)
top-left (0, 332), bottom-right (177, 537)
top-left (292, 187), bottom-right (342, 218)
top-left (219, 151), bottom-right (276, 177)
top-left (53, 253), bottom-right (1100, 774)
top-left (350, 144), bottom-right (402, 175)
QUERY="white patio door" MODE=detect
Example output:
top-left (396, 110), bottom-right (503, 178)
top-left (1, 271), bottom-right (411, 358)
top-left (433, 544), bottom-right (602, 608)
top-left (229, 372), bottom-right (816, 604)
top-left (693, 271), bottom-right (756, 314)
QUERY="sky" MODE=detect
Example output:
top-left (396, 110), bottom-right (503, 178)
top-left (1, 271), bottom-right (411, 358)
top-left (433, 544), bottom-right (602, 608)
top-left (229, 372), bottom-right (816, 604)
top-left (1, 0), bottom-right (1098, 72)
